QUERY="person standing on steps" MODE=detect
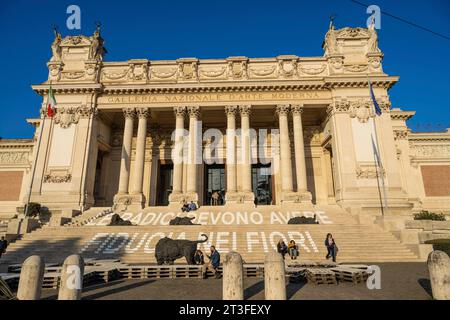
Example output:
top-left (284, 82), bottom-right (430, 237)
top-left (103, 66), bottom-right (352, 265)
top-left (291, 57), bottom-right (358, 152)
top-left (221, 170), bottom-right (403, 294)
top-left (325, 233), bottom-right (338, 262)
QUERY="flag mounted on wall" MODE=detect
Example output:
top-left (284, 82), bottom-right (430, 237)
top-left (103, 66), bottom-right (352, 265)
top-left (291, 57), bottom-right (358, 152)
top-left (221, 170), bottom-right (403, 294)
top-left (47, 85), bottom-right (57, 118)
top-left (368, 80), bottom-right (382, 116)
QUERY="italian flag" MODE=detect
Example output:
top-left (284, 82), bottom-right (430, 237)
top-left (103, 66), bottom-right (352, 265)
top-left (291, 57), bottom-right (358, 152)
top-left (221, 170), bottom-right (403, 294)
top-left (47, 85), bottom-right (56, 118)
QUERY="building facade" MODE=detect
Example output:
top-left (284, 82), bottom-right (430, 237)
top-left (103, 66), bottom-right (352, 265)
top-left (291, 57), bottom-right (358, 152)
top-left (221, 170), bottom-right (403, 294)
top-left (1, 23), bottom-right (450, 220)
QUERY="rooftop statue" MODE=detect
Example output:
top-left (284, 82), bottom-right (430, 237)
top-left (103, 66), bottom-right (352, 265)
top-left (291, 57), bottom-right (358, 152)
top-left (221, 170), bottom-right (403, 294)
top-left (89, 22), bottom-right (107, 61)
top-left (50, 26), bottom-right (62, 61)
top-left (324, 17), bottom-right (338, 55)
top-left (367, 18), bottom-right (381, 53)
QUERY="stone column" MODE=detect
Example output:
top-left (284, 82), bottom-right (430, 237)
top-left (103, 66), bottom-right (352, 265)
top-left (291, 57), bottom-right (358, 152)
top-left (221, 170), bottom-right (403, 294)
top-left (58, 254), bottom-right (85, 300)
top-left (186, 106), bottom-right (200, 202)
top-left (17, 255), bottom-right (44, 300)
top-left (292, 105), bottom-right (308, 191)
top-left (264, 252), bottom-right (286, 300)
top-left (131, 108), bottom-right (150, 207)
top-left (169, 106), bottom-right (186, 204)
top-left (117, 108), bottom-right (135, 195)
top-left (428, 250), bottom-right (450, 300)
top-left (222, 251), bottom-right (244, 300)
top-left (276, 105), bottom-right (294, 196)
top-left (225, 106), bottom-right (238, 201)
top-left (239, 105), bottom-right (254, 203)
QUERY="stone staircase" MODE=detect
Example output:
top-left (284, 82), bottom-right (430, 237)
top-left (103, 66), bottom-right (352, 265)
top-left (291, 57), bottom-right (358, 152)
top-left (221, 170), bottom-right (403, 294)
top-left (0, 205), bottom-right (420, 268)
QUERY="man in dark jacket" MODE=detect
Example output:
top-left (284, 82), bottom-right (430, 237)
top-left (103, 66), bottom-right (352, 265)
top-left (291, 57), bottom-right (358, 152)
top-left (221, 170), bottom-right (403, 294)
top-left (201, 246), bottom-right (221, 279)
top-left (0, 236), bottom-right (8, 258)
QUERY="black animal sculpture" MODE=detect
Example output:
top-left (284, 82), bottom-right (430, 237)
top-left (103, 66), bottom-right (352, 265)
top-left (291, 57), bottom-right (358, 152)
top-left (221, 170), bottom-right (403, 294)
top-left (169, 216), bottom-right (199, 225)
top-left (287, 215), bottom-right (318, 225)
top-left (155, 233), bottom-right (208, 265)
top-left (108, 213), bottom-right (133, 226)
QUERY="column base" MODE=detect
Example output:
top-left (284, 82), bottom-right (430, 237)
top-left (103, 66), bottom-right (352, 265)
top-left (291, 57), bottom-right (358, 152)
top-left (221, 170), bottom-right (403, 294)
top-left (280, 191), bottom-right (312, 204)
top-left (168, 192), bottom-right (199, 207)
top-left (225, 191), bottom-right (255, 206)
top-left (113, 193), bottom-right (145, 211)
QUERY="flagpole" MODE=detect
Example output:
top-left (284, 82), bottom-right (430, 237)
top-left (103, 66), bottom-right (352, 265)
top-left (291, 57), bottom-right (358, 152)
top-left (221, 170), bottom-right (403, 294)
top-left (367, 76), bottom-right (389, 216)
top-left (24, 107), bottom-right (47, 218)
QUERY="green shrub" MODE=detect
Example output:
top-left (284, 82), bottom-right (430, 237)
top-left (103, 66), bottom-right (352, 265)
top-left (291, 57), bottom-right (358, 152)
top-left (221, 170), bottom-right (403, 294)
top-left (25, 202), bottom-right (41, 218)
top-left (414, 210), bottom-right (446, 221)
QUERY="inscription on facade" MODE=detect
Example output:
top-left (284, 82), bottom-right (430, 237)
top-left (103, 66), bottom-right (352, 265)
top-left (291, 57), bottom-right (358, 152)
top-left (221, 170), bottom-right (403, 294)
top-left (99, 91), bottom-right (330, 105)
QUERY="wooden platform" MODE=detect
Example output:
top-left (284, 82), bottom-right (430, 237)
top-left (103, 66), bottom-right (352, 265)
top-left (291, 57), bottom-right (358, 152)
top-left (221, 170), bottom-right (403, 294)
top-left (306, 268), bottom-right (338, 285)
top-left (331, 267), bottom-right (369, 284)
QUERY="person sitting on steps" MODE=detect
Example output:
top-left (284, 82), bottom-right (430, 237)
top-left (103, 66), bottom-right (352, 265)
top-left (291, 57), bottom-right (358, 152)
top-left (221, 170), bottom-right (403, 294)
top-left (202, 246), bottom-right (221, 279)
top-left (181, 200), bottom-right (189, 212)
top-left (277, 239), bottom-right (288, 260)
top-left (194, 249), bottom-right (204, 265)
top-left (188, 201), bottom-right (197, 212)
top-left (288, 240), bottom-right (299, 260)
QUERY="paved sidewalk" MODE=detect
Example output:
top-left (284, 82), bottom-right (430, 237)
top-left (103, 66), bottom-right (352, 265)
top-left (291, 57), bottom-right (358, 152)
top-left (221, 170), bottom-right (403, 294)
top-left (40, 263), bottom-right (432, 300)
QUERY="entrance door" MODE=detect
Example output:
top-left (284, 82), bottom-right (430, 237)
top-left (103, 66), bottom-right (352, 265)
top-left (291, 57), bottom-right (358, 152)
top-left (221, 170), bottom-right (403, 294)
top-left (204, 164), bottom-right (225, 205)
top-left (156, 164), bottom-right (173, 206)
top-left (252, 163), bottom-right (273, 205)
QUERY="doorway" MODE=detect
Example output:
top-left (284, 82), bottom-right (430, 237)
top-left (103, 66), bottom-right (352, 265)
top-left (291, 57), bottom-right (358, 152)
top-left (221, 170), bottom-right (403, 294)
top-left (156, 163), bottom-right (173, 206)
top-left (204, 164), bottom-right (225, 205)
top-left (252, 163), bottom-right (273, 205)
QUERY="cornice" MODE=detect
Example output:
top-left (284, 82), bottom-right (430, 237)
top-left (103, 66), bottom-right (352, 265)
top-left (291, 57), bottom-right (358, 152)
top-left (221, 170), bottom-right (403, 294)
top-left (0, 139), bottom-right (34, 149)
top-left (390, 109), bottom-right (415, 121)
top-left (31, 83), bottom-right (102, 96)
top-left (31, 75), bottom-right (398, 95)
top-left (409, 131), bottom-right (450, 143)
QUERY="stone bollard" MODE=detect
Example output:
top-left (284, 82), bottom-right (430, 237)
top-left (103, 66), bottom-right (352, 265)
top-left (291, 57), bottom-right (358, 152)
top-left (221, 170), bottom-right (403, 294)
top-left (427, 250), bottom-right (450, 300)
top-left (58, 254), bottom-right (85, 300)
top-left (223, 251), bottom-right (244, 300)
top-left (264, 252), bottom-right (286, 300)
top-left (17, 255), bottom-right (45, 300)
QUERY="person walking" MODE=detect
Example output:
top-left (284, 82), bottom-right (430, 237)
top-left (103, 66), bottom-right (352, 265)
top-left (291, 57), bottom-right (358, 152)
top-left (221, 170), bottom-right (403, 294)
top-left (325, 233), bottom-right (338, 262)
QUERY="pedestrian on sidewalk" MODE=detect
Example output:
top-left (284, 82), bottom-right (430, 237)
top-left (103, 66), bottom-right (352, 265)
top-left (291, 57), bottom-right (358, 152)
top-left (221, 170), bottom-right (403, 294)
top-left (0, 236), bottom-right (8, 259)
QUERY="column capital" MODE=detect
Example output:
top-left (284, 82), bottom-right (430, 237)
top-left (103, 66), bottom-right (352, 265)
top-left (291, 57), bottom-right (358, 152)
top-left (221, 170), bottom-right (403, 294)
top-left (173, 106), bottom-right (186, 118)
top-left (276, 104), bottom-right (290, 116)
top-left (225, 105), bottom-right (238, 116)
top-left (239, 105), bottom-right (251, 116)
top-left (136, 107), bottom-right (151, 119)
top-left (291, 104), bottom-right (304, 115)
top-left (123, 108), bottom-right (136, 119)
top-left (187, 105), bottom-right (200, 118)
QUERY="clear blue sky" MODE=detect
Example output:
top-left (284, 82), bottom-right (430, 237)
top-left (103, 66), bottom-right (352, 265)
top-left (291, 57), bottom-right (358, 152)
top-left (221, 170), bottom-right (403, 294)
top-left (0, 0), bottom-right (449, 138)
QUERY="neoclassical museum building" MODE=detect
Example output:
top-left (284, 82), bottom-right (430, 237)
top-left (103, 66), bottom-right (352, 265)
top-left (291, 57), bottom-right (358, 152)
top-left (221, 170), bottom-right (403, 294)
top-left (1, 23), bottom-right (450, 221)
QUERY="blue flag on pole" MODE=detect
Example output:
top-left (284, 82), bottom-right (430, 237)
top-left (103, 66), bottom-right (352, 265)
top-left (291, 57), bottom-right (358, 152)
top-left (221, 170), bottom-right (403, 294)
top-left (369, 80), bottom-right (382, 116)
